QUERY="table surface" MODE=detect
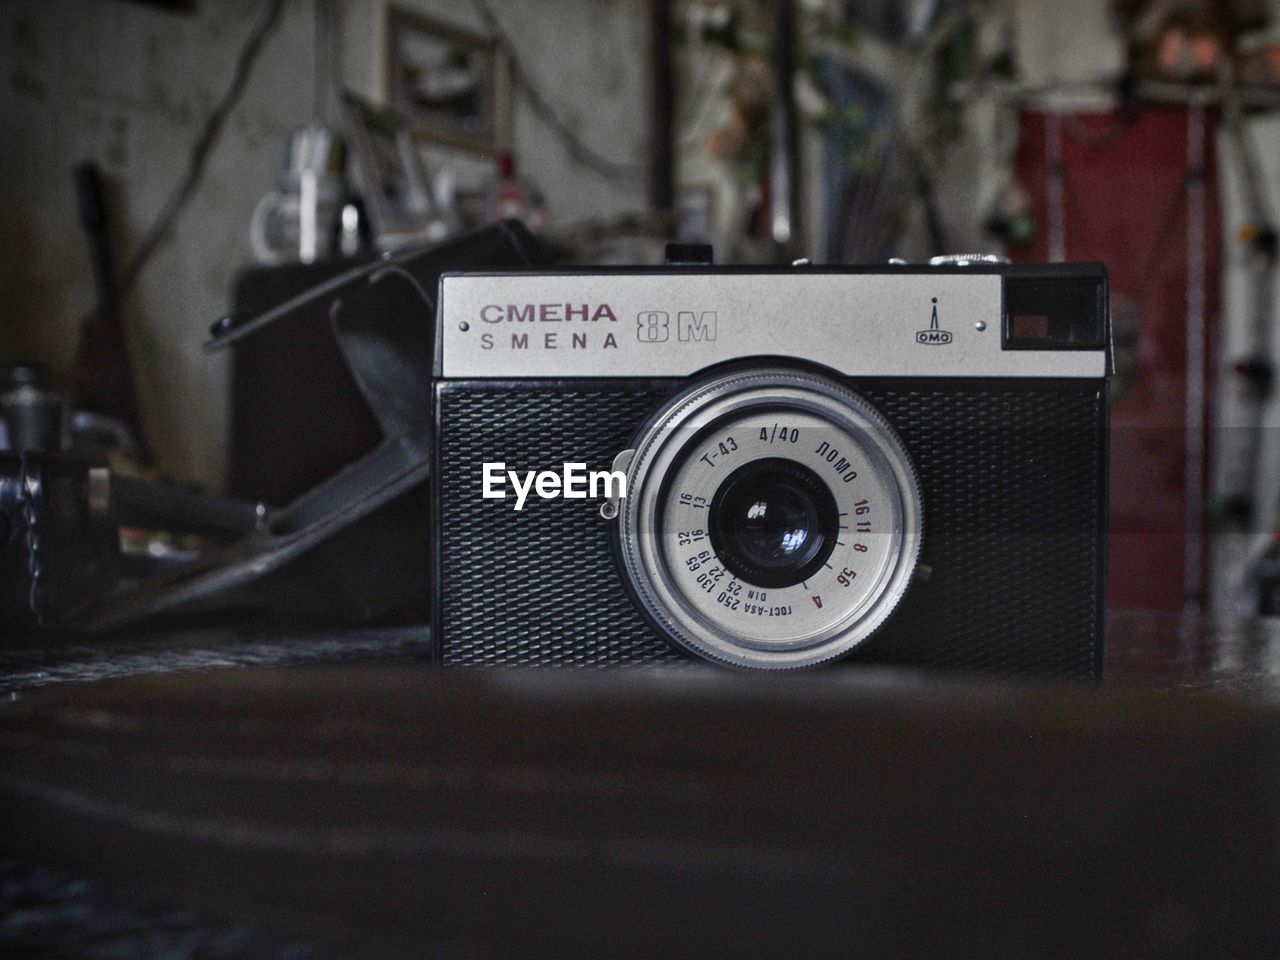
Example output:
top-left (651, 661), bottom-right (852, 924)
top-left (2, 611), bottom-right (1278, 958)
top-left (4, 608), bottom-right (1280, 695)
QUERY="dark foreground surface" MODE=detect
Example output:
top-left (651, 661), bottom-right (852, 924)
top-left (1, 610), bottom-right (1278, 957)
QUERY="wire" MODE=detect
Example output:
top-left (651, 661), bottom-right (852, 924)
top-left (470, 0), bottom-right (648, 182)
top-left (315, 0), bottom-right (334, 122)
top-left (116, 0), bottom-right (286, 300)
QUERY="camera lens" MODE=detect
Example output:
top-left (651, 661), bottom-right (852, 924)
top-left (708, 457), bottom-right (839, 588)
top-left (615, 367), bottom-right (922, 669)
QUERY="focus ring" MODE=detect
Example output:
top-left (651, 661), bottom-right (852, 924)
top-left (614, 367), bottom-right (923, 670)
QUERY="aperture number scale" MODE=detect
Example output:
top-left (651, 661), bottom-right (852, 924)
top-left (617, 369), bottom-right (922, 668)
top-left (673, 427), bottom-right (880, 620)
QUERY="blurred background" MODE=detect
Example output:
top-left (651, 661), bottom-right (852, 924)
top-left (2, 0), bottom-right (1280, 619)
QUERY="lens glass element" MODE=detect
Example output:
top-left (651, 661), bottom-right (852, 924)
top-left (708, 458), bottom-right (838, 588)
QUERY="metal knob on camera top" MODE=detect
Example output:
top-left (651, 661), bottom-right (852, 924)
top-left (927, 254), bottom-right (1012, 266)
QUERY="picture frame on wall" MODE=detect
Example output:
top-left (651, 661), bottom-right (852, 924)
top-left (384, 7), bottom-right (506, 154)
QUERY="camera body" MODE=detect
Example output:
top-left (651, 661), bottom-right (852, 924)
top-left (432, 261), bottom-right (1109, 675)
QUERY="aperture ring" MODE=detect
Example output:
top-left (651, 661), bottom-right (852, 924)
top-left (614, 367), bottom-right (923, 670)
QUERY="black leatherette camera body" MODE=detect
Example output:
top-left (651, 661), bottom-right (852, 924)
top-left (432, 262), bottom-right (1110, 676)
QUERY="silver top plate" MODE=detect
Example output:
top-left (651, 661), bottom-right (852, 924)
top-left (440, 273), bottom-right (1107, 379)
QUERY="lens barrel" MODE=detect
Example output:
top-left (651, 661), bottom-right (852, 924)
top-left (614, 367), bottom-right (923, 670)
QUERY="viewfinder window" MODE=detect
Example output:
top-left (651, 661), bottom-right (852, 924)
top-left (1003, 277), bottom-right (1105, 350)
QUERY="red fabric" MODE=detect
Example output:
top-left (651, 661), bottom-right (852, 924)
top-left (1012, 106), bottom-right (1221, 610)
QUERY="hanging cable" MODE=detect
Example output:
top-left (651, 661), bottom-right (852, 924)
top-left (116, 0), bottom-right (286, 300)
top-left (470, 0), bottom-right (648, 182)
top-left (314, 0), bottom-right (332, 122)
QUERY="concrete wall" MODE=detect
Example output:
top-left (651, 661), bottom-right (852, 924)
top-left (1, 0), bottom-right (318, 487)
top-left (0, 0), bottom-right (649, 489)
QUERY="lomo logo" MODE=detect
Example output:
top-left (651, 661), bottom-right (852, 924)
top-left (916, 297), bottom-right (953, 346)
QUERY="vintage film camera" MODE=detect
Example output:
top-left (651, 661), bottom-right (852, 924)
top-left (432, 258), bottom-right (1110, 675)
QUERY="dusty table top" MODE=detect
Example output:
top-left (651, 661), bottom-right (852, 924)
top-left (1, 610), bottom-right (1278, 958)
